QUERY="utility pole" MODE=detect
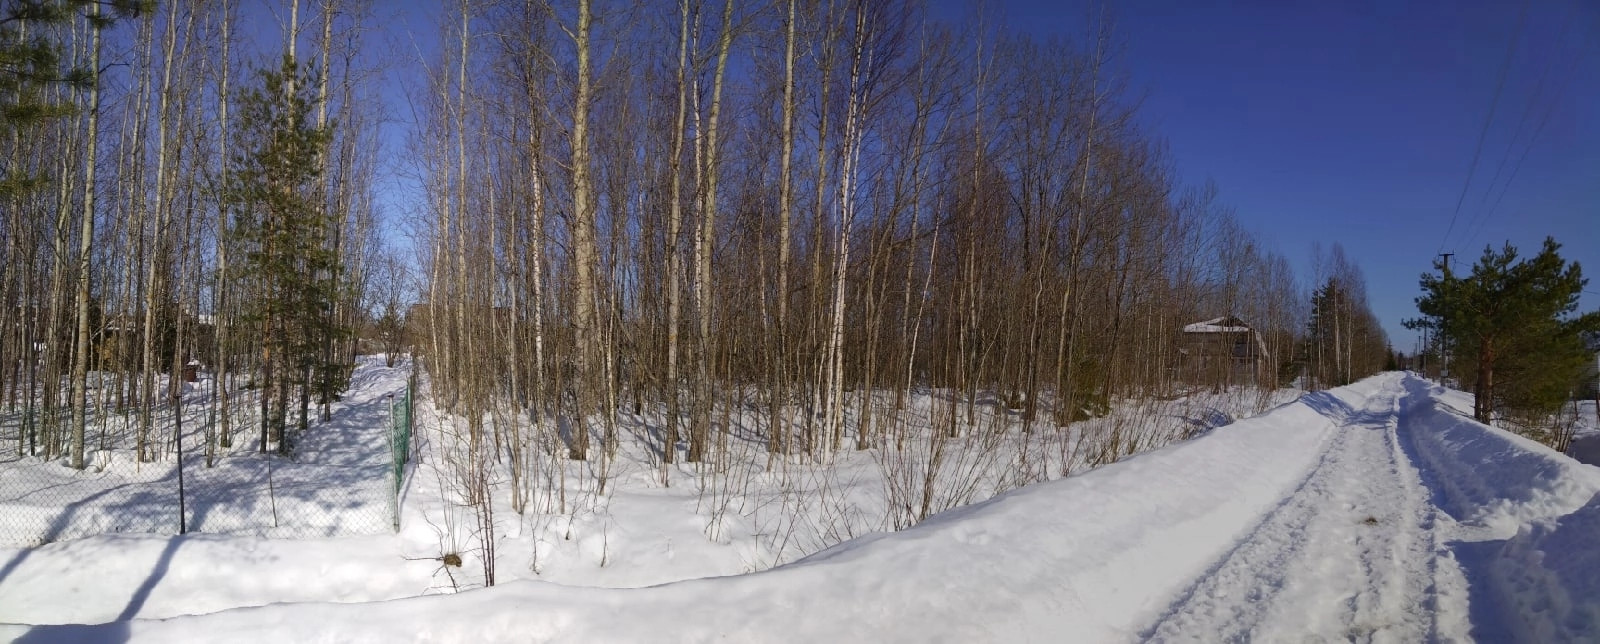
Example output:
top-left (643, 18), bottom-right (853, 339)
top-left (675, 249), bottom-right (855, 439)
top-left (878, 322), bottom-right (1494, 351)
top-left (1437, 252), bottom-right (1454, 381)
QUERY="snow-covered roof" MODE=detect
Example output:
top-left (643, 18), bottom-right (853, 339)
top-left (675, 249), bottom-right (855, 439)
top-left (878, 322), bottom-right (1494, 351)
top-left (1183, 317), bottom-right (1251, 334)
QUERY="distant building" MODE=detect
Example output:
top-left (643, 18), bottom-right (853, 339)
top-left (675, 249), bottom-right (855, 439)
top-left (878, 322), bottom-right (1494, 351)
top-left (96, 310), bottom-right (215, 372)
top-left (1178, 316), bottom-right (1271, 388)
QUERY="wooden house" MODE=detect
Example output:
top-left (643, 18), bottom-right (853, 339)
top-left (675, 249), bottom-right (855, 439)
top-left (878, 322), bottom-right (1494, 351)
top-left (1178, 316), bottom-right (1271, 388)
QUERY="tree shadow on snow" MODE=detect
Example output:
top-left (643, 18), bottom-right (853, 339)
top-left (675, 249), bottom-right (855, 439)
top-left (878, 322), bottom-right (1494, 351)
top-left (113, 536), bottom-right (183, 621)
top-left (1446, 537), bottom-right (1518, 641)
top-left (0, 476), bottom-right (179, 587)
top-left (10, 621), bottom-right (129, 644)
top-left (2, 534), bottom-right (181, 644)
top-left (1297, 390), bottom-right (1357, 423)
top-left (1299, 388), bottom-right (1399, 432)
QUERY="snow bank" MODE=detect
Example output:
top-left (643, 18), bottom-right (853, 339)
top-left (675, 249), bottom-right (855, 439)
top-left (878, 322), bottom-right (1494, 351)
top-left (1492, 492), bottom-right (1600, 641)
top-left (23, 374), bottom-right (1600, 643)
top-left (2, 378), bottom-right (1361, 643)
top-left (1398, 377), bottom-right (1600, 534)
top-left (1398, 376), bottom-right (1600, 641)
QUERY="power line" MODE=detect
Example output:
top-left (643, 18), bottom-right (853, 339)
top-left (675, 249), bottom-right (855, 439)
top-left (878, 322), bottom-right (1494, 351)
top-left (1439, 0), bottom-right (1530, 256)
top-left (1459, 1), bottom-right (1583, 252)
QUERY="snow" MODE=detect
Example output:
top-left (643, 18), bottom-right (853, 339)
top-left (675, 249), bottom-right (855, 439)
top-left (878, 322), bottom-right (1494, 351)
top-left (1145, 375), bottom-right (1443, 641)
top-left (3, 371), bottom-right (1600, 642)
top-left (1494, 494), bottom-right (1600, 641)
top-left (0, 356), bottom-right (406, 546)
top-left (1569, 401), bottom-right (1600, 466)
top-left (1400, 379), bottom-right (1600, 534)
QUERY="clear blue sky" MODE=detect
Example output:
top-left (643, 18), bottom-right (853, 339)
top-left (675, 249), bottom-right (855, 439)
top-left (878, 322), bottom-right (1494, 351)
top-left (969, 0), bottom-right (1600, 351)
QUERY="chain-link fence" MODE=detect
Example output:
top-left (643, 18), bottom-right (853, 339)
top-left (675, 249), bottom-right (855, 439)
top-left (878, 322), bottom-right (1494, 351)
top-left (0, 361), bottom-right (415, 548)
top-left (391, 374), bottom-right (414, 493)
top-left (386, 370), bottom-right (416, 531)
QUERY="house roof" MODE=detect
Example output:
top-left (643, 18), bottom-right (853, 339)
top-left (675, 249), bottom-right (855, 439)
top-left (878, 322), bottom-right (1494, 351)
top-left (1183, 316), bottom-right (1251, 334)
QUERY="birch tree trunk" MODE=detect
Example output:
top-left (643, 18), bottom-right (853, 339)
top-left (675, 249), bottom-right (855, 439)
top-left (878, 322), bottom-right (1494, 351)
top-left (687, 0), bottom-right (734, 464)
top-left (139, 0), bottom-right (183, 461)
top-left (662, 0), bottom-right (692, 466)
top-left (566, 0), bottom-right (597, 461)
top-left (214, 0), bottom-right (234, 454)
top-left (69, 6), bottom-right (105, 470)
top-left (823, 5), bottom-right (873, 451)
top-left (769, 0), bottom-right (797, 455)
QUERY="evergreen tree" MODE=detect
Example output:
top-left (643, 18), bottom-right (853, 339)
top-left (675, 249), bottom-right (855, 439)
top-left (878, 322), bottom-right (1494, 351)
top-left (1408, 237), bottom-right (1600, 424)
top-left (1, 0), bottom-right (144, 197)
top-left (227, 55), bottom-right (345, 455)
top-left (2, 1), bottom-right (87, 126)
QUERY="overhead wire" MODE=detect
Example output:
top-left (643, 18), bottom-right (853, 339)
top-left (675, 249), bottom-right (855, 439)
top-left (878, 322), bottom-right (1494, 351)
top-left (1437, 0), bottom-right (1531, 256)
top-left (1460, 63), bottom-right (1573, 252)
top-left (1459, 0), bottom-right (1584, 252)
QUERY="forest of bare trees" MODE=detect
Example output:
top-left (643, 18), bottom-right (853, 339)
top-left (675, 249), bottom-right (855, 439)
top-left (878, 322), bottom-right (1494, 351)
top-left (3, 0), bottom-right (1395, 553)
top-left (408, 0), bottom-right (1390, 498)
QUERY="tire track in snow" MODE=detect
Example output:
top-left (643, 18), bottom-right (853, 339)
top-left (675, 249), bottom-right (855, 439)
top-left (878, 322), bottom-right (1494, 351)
top-left (1142, 376), bottom-right (1438, 642)
top-left (1382, 384), bottom-right (1476, 642)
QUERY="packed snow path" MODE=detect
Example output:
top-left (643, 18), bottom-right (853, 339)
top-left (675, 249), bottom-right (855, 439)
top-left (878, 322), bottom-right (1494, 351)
top-left (1145, 375), bottom-right (1448, 641)
top-left (1141, 374), bottom-right (1600, 643)
top-left (3, 372), bottom-right (1599, 642)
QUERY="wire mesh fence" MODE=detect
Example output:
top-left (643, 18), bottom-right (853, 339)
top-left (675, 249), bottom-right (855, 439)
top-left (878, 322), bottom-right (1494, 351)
top-left (391, 375), bottom-right (414, 494)
top-left (0, 363), bottom-right (416, 548)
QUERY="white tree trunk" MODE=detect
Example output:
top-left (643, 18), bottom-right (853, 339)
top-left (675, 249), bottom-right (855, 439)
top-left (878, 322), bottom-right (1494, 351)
top-left (567, 0), bottom-right (597, 461)
top-left (69, 6), bottom-right (105, 470)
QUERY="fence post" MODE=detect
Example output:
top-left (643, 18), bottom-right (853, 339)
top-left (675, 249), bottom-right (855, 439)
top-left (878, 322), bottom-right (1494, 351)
top-left (174, 392), bottom-right (187, 535)
top-left (388, 393), bottom-right (399, 532)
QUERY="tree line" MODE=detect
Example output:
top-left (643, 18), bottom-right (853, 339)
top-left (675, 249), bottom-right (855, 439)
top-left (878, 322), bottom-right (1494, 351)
top-left (407, 0), bottom-right (1393, 501)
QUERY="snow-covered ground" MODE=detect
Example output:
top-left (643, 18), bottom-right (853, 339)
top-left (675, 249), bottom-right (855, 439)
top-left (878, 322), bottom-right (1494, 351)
top-left (3, 371), bottom-right (1599, 642)
top-left (1567, 400), bottom-right (1600, 466)
top-left (0, 356), bottom-right (407, 546)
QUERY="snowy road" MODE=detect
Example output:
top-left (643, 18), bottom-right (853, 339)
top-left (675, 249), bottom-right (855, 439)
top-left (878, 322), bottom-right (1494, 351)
top-left (1140, 373), bottom-right (1600, 643)
top-left (1145, 375), bottom-right (1455, 641)
top-left (4, 372), bottom-right (1599, 642)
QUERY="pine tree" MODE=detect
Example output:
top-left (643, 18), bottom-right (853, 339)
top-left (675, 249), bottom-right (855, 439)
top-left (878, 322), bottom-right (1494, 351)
top-left (227, 55), bottom-right (344, 456)
top-left (1, 0), bottom-right (144, 197)
top-left (1409, 237), bottom-right (1600, 424)
top-left (1, 1), bottom-right (86, 129)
